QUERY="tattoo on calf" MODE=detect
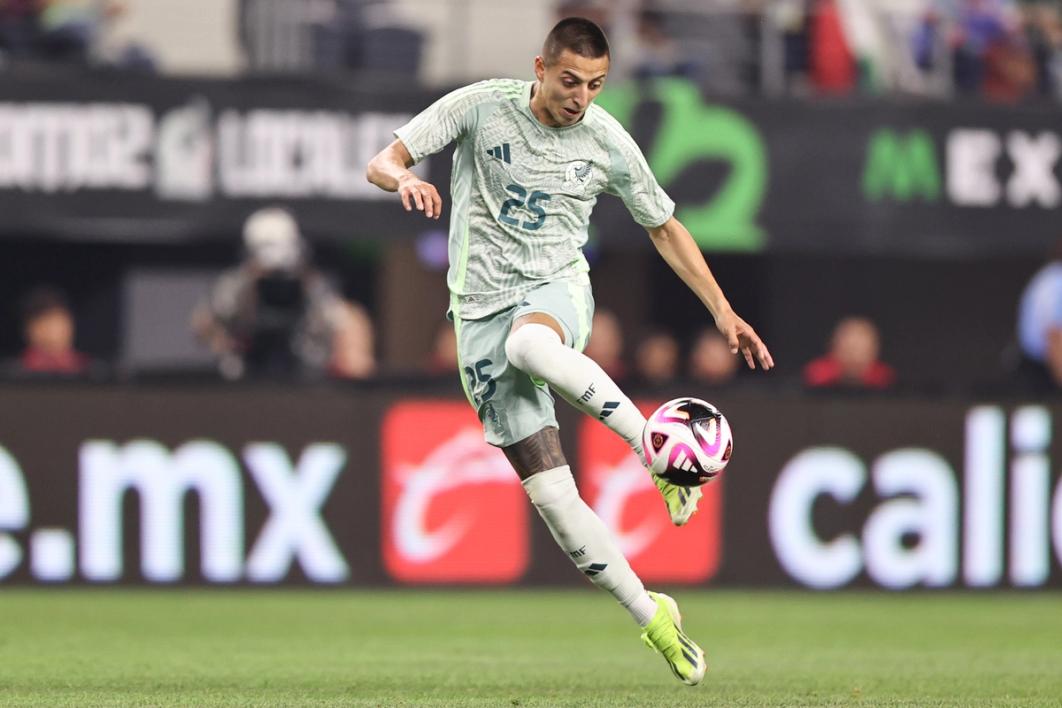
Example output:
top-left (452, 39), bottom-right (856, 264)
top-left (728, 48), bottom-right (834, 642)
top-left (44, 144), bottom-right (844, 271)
top-left (503, 426), bottom-right (567, 479)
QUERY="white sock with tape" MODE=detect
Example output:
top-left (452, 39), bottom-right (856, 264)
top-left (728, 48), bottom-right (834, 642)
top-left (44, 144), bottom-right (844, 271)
top-left (522, 465), bottom-right (657, 626)
top-left (506, 323), bottom-right (647, 459)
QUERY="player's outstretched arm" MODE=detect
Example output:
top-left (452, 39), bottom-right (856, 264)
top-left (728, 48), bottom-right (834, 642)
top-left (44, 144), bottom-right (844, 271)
top-left (366, 139), bottom-right (442, 219)
top-left (647, 217), bottom-right (774, 370)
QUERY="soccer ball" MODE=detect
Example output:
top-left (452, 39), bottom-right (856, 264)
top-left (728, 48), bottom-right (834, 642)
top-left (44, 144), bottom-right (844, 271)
top-left (642, 397), bottom-right (733, 487)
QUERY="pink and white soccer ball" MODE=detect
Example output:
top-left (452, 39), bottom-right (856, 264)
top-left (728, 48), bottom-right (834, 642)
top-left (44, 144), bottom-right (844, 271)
top-left (642, 397), bottom-right (733, 487)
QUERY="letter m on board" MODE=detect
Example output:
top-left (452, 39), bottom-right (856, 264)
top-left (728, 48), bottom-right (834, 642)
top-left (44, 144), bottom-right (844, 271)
top-left (862, 129), bottom-right (941, 203)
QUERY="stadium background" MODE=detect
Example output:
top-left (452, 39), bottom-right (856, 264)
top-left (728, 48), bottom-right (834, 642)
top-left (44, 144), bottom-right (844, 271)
top-left (0, 0), bottom-right (1057, 594)
top-left (4, 0), bottom-right (1057, 594)
top-left (1, 1), bottom-right (1062, 705)
top-left (6, 2), bottom-right (1062, 704)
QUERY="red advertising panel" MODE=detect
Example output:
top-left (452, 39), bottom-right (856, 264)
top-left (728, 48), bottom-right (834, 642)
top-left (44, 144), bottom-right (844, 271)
top-left (577, 405), bottom-right (722, 583)
top-left (381, 402), bottom-right (527, 583)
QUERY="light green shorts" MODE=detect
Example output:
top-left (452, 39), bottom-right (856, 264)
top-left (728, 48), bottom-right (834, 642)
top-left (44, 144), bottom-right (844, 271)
top-left (452, 277), bottom-right (594, 447)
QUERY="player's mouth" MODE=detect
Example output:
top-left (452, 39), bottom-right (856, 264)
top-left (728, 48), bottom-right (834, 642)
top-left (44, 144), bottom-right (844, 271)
top-left (562, 106), bottom-right (581, 118)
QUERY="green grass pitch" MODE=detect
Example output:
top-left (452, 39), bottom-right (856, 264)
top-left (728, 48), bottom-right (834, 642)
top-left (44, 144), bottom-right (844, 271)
top-left (1, 589), bottom-right (1060, 706)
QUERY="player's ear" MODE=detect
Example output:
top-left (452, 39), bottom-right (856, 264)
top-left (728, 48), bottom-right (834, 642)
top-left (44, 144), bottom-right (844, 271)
top-left (534, 55), bottom-right (545, 81)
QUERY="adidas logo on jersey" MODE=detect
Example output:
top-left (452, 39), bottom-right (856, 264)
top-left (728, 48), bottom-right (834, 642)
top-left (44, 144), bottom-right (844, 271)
top-left (486, 143), bottom-right (511, 164)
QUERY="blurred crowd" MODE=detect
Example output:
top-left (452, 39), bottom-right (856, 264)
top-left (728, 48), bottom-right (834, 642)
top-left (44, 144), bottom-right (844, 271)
top-left (5, 0), bottom-right (1062, 103)
top-left (2, 287), bottom-right (900, 394)
top-left (237, 0), bottom-right (422, 75)
top-left (3, 1), bottom-right (1059, 392)
top-left (576, 309), bottom-right (897, 393)
top-left (2, 206), bottom-right (904, 394)
top-left (581, 0), bottom-right (1062, 102)
top-left (232, 0), bottom-right (1062, 102)
top-left (788, 0), bottom-right (1062, 101)
top-left (22, 208), bottom-right (1062, 398)
top-left (0, 0), bottom-right (154, 69)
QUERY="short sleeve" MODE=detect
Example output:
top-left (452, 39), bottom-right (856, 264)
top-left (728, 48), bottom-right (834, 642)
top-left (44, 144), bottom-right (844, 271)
top-left (393, 82), bottom-right (493, 164)
top-left (601, 119), bottom-right (675, 228)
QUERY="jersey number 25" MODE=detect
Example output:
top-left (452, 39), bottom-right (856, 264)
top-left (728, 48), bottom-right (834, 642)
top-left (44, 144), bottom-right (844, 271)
top-left (499, 183), bottom-right (551, 231)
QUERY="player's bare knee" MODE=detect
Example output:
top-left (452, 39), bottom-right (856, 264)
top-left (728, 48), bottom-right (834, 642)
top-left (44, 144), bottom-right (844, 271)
top-left (512, 312), bottom-right (565, 340)
top-left (503, 427), bottom-right (567, 480)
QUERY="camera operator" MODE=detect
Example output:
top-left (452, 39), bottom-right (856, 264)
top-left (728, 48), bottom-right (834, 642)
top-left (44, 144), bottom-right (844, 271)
top-left (192, 207), bottom-right (345, 380)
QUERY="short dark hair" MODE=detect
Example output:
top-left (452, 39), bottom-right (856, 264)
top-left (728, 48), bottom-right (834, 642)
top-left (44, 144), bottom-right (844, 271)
top-left (543, 17), bottom-right (610, 65)
top-left (19, 286), bottom-right (69, 326)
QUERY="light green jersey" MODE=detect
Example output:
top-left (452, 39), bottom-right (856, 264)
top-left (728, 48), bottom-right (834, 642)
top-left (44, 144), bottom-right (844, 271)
top-left (394, 79), bottom-right (674, 320)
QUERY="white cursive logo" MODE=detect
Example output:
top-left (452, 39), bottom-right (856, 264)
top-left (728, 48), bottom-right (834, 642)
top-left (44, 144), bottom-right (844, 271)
top-left (392, 429), bottom-right (515, 562)
top-left (588, 454), bottom-right (668, 557)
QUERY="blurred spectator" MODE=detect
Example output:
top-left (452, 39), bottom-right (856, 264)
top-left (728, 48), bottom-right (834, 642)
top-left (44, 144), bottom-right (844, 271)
top-left (912, 6), bottom-right (954, 94)
top-left (1022, 1), bottom-right (1062, 98)
top-left (0, 0), bottom-right (154, 69)
top-left (1015, 250), bottom-right (1062, 388)
top-left (240, 0), bottom-right (350, 72)
top-left (835, 0), bottom-right (941, 95)
top-left (632, 328), bottom-right (679, 386)
top-left (0, 0), bottom-right (39, 60)
top-left (774, 0), bottom-right (812, 91)
top-left (328, 300), bottom-right (376, 379)
top-left (17, 285), bottom-right (89, 375)
top-left (688, 329), bottom-right (739, 385)
top-left (630, 8), bottom-right (699, 82)
top-left (982, 21), bottom-right (1036, 100)
top-left (647, 1), bottom-right (760, 95)
top-left (36, 0), bottom-right (112, 64)
top-left (810, 0), bottom-right (857, 93)
top-left (191, 207), bottom-right (349, 380)
top-left (950, 0), bottom-right (1035, 101)
top-left (584, 309), bottom-right (626, 381)
top-left (239, 0), bottom-right (421, 76)
top-left (424, 319), bottom-right (458, 376)
top-left (704, 1), bottom-right (763, 95)
top-left (804, 316), bottom-right (896, 389)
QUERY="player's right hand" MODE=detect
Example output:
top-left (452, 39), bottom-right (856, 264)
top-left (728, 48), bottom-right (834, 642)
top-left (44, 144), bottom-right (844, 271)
top-left (397, 173), bottom-right (443, 219)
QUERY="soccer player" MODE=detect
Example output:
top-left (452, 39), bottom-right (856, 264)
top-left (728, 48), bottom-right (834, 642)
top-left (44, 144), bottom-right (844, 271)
top-left (367, 17), bottom-right (773, 686)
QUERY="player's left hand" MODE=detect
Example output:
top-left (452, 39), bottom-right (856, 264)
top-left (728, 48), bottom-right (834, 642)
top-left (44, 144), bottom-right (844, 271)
top-left (715, 310), bottom-right (774, 370)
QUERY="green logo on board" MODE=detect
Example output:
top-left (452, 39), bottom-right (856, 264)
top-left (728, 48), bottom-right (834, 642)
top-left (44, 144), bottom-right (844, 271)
top-left (596, 79), bottom-right (767, 252)
top-left (862, 129), bottom-right (941, 202)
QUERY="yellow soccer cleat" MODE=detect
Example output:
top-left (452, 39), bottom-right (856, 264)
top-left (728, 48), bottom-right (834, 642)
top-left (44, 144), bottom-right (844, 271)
top-left (634, 438), bottom-right (702, 526)
top-left (650, 472), bottom-right (703, 526)
top-left (640, 591), bottom-right (707, 686)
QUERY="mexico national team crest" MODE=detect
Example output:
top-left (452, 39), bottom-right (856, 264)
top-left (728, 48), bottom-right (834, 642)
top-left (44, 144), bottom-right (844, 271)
top-left (564, 160), bottom-right (593, 192)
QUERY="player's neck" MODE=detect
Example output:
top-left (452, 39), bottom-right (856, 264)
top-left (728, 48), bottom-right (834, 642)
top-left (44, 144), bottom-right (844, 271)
top-left (529, 81), bottom-right (562, 128)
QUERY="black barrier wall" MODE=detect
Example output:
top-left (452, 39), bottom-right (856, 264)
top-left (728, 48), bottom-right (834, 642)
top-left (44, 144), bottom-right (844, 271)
top-left (0, 384), bottom-right (1059, 589)
top-left (1, 74), bottom-right (1062, 256)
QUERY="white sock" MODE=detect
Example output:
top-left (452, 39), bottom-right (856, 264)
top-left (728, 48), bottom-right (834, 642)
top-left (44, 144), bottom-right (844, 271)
top-left (506, 323), bottom-right (647, 459)
top-left (522, 466), bottom-right (657, 626)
